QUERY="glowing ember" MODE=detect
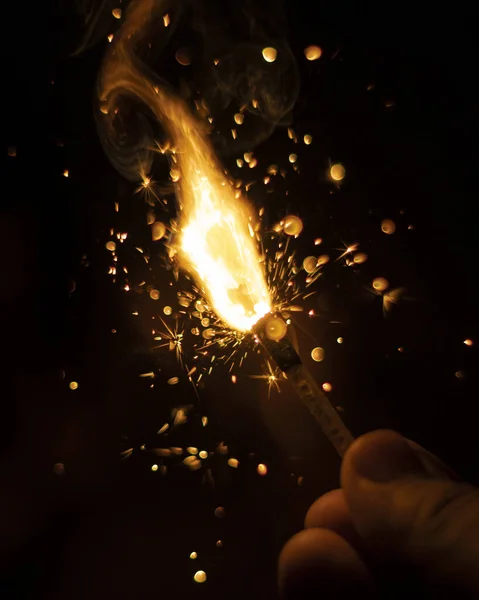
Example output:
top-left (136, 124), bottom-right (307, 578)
top-left (69, 381), bottom-right (78, 390)
top-left (464, 339), bottom-right (474, 347)
top-left (214, 506), bottom-right (225, 518)
top-left (234, 113), bottom-right (244, 125)
top-left (112, 8), bottom-right (122, 19)
top-left (151, 221), bottom-right (166, 241)
top-left (304, 45), bottom-right (322, 61)
top-left (257, 463), bottom-right (268, 476)
top-left (264, 316), bottom-right (287, 341)
top-left (175, 47), bottom-right (191, 66)
top-left (283, 215), bottom-right (303, 236)
top-left (304, 134), bottom-right (313, 145)
top-left (190, 552), bottom-right (197, 560)
top-left (106, 241), bottom-right (116, 252)
top-left (373, 277), bottom-right (389, 292)
top-left (330, 164), bottom-right (345, 181)
top-left (262, 47), bottom-right (277, 63)
top-left (381, 219), bottom-right (396, 234)
top-left (311, 347), bottom-right (324, 362)
top-left (194, 571), bottom-right (207, 583)
top-left (303, 256), bottom-right (317, 273)
top-left (322, 382), bottom-right (332, 392)
top-left (353, 252), bottom-right (368, 264)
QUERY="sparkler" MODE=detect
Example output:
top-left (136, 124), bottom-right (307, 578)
top-left (92, 0), bottom-right (357, 460)
top-left (171, 117), bottom-right (353, 456)
top-left (253, 315), bottom-right (354, 457)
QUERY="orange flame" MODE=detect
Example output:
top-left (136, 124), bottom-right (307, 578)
top-left (175, 126), bottom-right (271, 331)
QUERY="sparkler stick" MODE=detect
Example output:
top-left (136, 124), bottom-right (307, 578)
top-left (254, 315), bottom-right (354, 457)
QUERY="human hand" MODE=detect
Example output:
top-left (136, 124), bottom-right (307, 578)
top-left (279, 430), bottom-right (479, 599)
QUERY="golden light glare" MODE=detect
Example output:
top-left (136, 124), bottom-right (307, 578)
top-left (311, 347), bottom-right (325, 362)
top-left (175, 48), bottom-right (192, 66)
top-left (264, 316), bottom-right (287, 341)
top-left (337, 337), bottom-right (344, 344)
top-left (257, 463), bottom-right (268, 476)
top-left (163, 306), bottom-right (172, 315)
top-left (151, 464), bottom-right (158, 472)
top-left (322, 382), bottom-right (332, 392)
top-left (199, 450), bottom-right (208, 459)
top-left (289, 153), bottom-right (297, 163)
top-left (170, 168), bottom-right (181, 182)
top-left (317, 254), bottom-right (330, 266)
top-left (69, 381), bottom-right (78, 390)
top-left (303, 256), bottom-right (317, 273)
top-left (105, 241), bottom-right (116, 252)
top-left (262, 47), bottom-right (277, 63)
top-left (151, 221), bottom-right (166, 241)
top-left (283, 215), bottom-right (303, 236)
top-left (330, 164), bottom-right (345, 181)
top-left (304, 134), bottom-right (313, 145)
top-left (214, 506), bottom-right (225, 518)
top-left (304, 45), bottom-right (322, 61)
top-left (194, 571), bottom-right (207, 583)
top-left (372, 277), bottom-right (389, 292)
top-left (234, 113), bottom-right (244, 125)
top-left (167, 376), bottom-right (179, 385)
top-left (112, 8), bottom-right (122, 18)
top-left (314, 237), bottom-right (323, 246)
top-left (190, 552), bottom-right (197, 560)
top-left (149, 289), bottom-right (160, 300)
top-left (228, 458), bottom-right (239, 468)
top-left (381, 219), bottom-right (396, 235)
top-left (353, 252), bottom-right (368, 264)
top-left (464, 339), bottom-right (474, 347)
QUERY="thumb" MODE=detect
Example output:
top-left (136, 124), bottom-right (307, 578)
top-left (341, 430), bottom-right (479, 597)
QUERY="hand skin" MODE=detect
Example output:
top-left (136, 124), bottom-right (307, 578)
top-left (278, 430), bottom-right (479, 599)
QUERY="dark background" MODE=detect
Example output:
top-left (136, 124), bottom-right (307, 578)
top-left (2, 1), bottom-right (478, 598)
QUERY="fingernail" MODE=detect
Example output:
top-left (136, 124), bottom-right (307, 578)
top-left (351, 431), bottom-right (425, 483)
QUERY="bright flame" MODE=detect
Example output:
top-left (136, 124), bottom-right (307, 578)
top-left (179, 153), bottom-right (271, 331)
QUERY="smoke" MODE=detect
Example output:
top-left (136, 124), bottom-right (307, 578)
top-left (74, 0), bottom-right (299, 181)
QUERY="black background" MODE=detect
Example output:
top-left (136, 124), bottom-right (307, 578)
top-left (3, 1), bottom-right (478, 598)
